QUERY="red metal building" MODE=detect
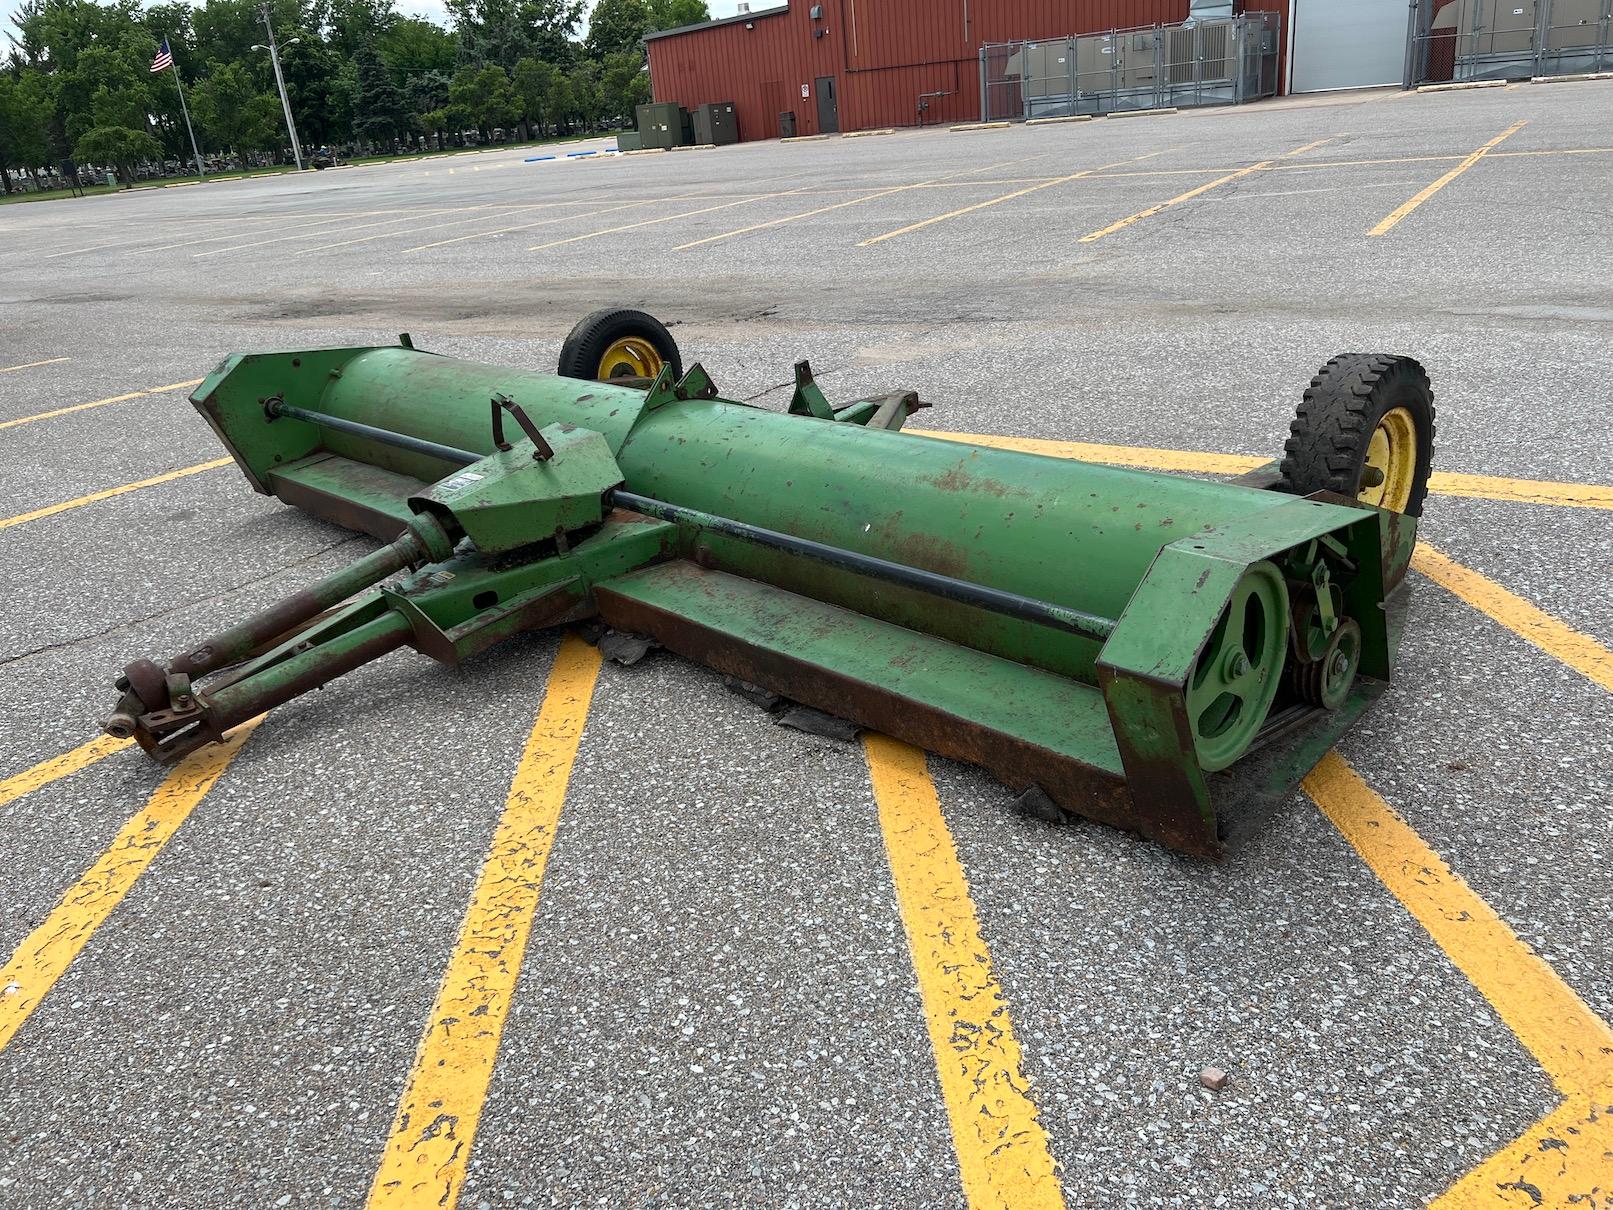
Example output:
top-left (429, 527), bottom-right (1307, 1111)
top-left (645, 0), bottom-right (1291, 141)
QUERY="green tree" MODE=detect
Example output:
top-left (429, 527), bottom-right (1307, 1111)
top-left (73, 124), bottom-right (162, 185)
top-left (379, 16), bottom-right (456, 79)
top-left (512, 55), bottom-right (556, 136)
top-left (585, 0), bottom-right (647, 58)
top-left (352, 40), bottom-right (408, 148)
top-left (0, 69), bottom-right (55, 192)
top-left (192, 60), bottom-right (282, 154)
top-left (647, 0), bottom-right (708, 29)
top-left (599, 50), bottom-right (647, 124)
top-left (448, 62), bottom-right (519, 140)
top-left (566, 59), bottom-right (600, 131)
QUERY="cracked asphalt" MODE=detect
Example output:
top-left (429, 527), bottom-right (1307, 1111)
top-left (2, 80), bottom-right (1611, 1208)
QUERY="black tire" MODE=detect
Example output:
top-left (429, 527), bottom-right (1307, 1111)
top-left (1279, 354), bottom-right (1436, 517)
top-left (556, 307), bottom-right (683, 382)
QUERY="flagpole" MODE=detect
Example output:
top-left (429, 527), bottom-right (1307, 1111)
top-left (162, 33), bottom-right (206, 179)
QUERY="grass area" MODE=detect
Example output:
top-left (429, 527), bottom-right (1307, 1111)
top-left (0, 131), bottom-right (621, 206)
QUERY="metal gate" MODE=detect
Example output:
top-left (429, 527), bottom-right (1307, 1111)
top-left (1290, 0), bottom-right (1409, 91)
top-left (980, 14), bottom-right (1280, 123)
top-left (1410, 0), bottom-right (1613, 82)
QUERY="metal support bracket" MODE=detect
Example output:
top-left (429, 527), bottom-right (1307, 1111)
top-left (491, 392), bottom-right (555, 461)
top-left (787, 360), bottom-right (836, 419)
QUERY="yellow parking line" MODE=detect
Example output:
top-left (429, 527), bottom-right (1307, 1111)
top-left (300, 201), bottom-right (597, 253)
top-left (527, 192), bottom-right (802, 252)
top-left (0, 357), bottom-right (70, 374)
top-left (0, 378), bottom-right (202, 432)
top-left (1369, 120), bottom-right (1528, 235)
top-left (368, 634), bottom-right (602, 1209)
top-left (130, 209), bottom-right (398, 255)
top-left (0, 458), bottom-right (232, 532)
top-left (195, 208), bottom-right (469, 257)
top-left (1304, 753), bottom-right (1613, 1205)
top-left (0, 719), bottom-right (261, 1051)
top-left (917, 430), bottom-right (1613, 511)
top-left (404, 196), bottom-right (670, 252)
top-left (0, 736), bottom-right (131, 811)
top-left (1079, 135), bottom-right (1337, 243)
top-left (1412, 543), bottom-right (1613, 693)
top-left (677, 155), bottom-right (1048, 251)
top-left (862, 735), bottom-right (1064, 1210)
top-left (860, 149), bottom-right (1168, 247)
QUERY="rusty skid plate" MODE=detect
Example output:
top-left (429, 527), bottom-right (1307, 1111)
top-left (593, 560), bottom-right (1222, 857)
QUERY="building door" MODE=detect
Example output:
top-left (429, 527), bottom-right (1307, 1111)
top-left (1290, 0), bottom-right (1409, 90)
top-left (815, 76), bottom-right (840, 134)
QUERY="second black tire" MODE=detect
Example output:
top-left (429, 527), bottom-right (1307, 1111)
top-left (1278, 354), bottom-right (1436, 517)
top-left (556, 308), bottom-right (683, 383)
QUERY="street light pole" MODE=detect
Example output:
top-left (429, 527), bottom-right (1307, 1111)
top-left (256, 3), bottom-right (304, 170)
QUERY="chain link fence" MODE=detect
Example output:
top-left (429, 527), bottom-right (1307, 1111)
top-left (1410, 0), bottom-right (1612, 83)
top-left (980, 13), bottom-right (1280, 124)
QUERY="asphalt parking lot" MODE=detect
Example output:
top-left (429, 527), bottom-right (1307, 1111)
top-left (2, 80), bottom-right (1611, 1209)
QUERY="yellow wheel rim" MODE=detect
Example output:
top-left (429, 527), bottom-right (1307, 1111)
top-left (597, 337), bottom-right (664, 381)
top-left (1357, 406), bottom-right (1418, 512)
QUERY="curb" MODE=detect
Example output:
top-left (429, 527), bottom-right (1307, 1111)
top-left (781, 134), bottom-right (831, 143)
top-left (841, 128), bottom-right (897, 138)
top-left (1530, 71), bottom-right (1613, 84)
top-left (622, 148), bottom-right (668, 155)
top-left (1026, 115), bottom-right (1093, 126)
top-left (670, 143), bottom-right (718, 151)
top-left (950, 121), bottom-right (1010, 132)
top-left (1417, 80), bottom-right (1507, 92)
top-left (1107, 107), bottom-right (1177, 118)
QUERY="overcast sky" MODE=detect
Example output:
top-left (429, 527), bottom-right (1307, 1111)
top-left (3, 1), bottom-right (754, 52)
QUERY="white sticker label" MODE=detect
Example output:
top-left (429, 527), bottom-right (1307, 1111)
top-left (442, 471), bottom-right (484, 491)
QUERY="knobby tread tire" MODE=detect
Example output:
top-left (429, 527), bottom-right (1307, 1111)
top-left (1278, 353), bottom-right (1436, 517)
top-left (557, 307), bottom-right (683, 382)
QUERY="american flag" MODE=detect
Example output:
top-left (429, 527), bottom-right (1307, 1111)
top-left (150, 38), bottom-right (173, 73)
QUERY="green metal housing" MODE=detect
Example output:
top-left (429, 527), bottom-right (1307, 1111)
top-left (108, 340), bottom-right (1419, 859)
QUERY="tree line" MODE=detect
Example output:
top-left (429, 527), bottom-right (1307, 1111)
top-left (0, 0), bottom-right (708, 192)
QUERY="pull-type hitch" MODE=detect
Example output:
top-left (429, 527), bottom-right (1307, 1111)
top-left (105, 311), bottom-right (1434, 858)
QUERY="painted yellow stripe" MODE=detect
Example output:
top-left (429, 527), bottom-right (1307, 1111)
top-left (1307, 752), bottom-right (1613, 1095)
top-left (859, 149), bottom-right (1168, 247)
top-left (0, 378), bottom-right (202, 432)
top-left (0, 718), bottom-right (260, 1051)
top-left (1305, 754), bottom-right (1613, 1205)
top-left (1434, 1094), bottom-right (1613, 1208)
top-left (0, 457), bottom-right (232, 531)
top-left (526, 192), bottom-right (801, 252)
top-left (194, 208), bottom-right (468, 258)
top-left (915, 430), bottom-right (1613, 511)
top-left (0, 736), bottom-right (132, 811)
top-left (298, 201), bottom-right (594, 253)
top-left (862, 734), bottom-right (1063, 1210)
top-left (0, 357), bottom-right (70, 374)
top-left (1426, 469), bottom-right (1613, 510)
top-left (1369, 120), bottom-right (1528, 235)
top-left (1079, 135), bottom-right (1336, 243)
top-left (404, 195), bottom-right (675, 252)
top-left (368, 634), bottom-right (602, 1209)
top-left (1412, 543), bottom-right (1613, 693)
top-left (677, 155), bottom-right (1047, 251)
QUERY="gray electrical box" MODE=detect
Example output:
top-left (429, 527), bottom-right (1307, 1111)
top-left (693, 102), bottom-right (739, 145)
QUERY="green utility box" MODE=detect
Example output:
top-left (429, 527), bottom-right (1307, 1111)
top-left (635, 102), bottom-right (686, 149)
top-left (693, 102), bottom-right (739, 146)
top-left (616, 129), bottom-right (641, 152)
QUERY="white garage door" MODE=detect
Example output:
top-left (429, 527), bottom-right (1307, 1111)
top-left (1290, 0), bottom-right (1409, 92)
